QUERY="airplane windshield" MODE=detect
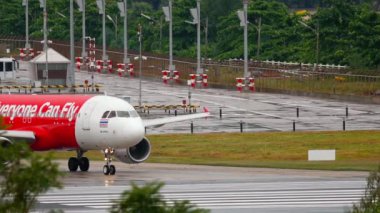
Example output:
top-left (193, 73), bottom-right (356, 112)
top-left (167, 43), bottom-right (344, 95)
top-left (108, 111), bottom-right (116, 118)
top-left (117, 111), bottom-right (130, 118)
top-left (102, 111), bottom-right (110, 118)
top-left (129, 110), bottom-right (139, 118)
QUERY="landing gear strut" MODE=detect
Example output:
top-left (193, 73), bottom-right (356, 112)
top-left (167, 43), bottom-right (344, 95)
top-left (68, 150), bottom-right (90, 172)
top-left (103, 148), bottom-right (116, 175)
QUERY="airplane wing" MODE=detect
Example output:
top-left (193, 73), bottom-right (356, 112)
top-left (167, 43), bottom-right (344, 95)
top-left (143, 111), bottom-right (211, 128)
top-left (0, 130), bottom-right (36, 143)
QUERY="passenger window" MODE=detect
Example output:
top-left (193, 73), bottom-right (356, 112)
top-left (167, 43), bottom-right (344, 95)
top-left (5, 62), bottom-right (12, 72)
top-left (102, 111), bottom-right (110, 118)
top-left (117, 111), bottom-right (130, 118)
top-left (108, 111), bottom-right (116, 118)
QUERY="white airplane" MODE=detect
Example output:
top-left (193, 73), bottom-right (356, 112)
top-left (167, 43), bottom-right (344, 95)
top-left (0, 94), bottom-right (210, 175)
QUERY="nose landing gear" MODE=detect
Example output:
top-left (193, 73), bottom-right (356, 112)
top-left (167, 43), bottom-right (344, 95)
top-left (103, 148), bottom-right (116, 175)
top-left (68, 150), bottom-right (90, 172)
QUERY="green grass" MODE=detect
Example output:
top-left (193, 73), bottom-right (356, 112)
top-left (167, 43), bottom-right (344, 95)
top-left (39, 131), bottom-right (380, 171)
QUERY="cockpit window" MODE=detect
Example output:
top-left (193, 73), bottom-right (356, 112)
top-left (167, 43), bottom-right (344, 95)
top-left (117, 111), bottom-right (130, 118)
top-left (102, 111), bottom-right (110, 118)
top-left (108, 111), bottom-right (116, 118)
top-left (129, 110), bottom-right (139, 118)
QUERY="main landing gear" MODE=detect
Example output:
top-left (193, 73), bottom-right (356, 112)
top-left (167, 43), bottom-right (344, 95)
top-left (103, 148), bottom-right (116, 175)
top-left (68, 150), bottom-right (90, 172)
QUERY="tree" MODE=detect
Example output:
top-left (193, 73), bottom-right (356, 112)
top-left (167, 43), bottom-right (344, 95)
top-left (351, 165), bottom-right (380, 212)
top-left (348, 3), bottom-right (380, 68)
top-left (0, 142), bottom-right (62, 213)
top-left (110, 181), bottom-right (209, 213)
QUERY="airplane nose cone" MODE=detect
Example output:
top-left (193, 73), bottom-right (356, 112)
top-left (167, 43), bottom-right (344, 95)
top-left (125, 118), bottom-right (145, 146)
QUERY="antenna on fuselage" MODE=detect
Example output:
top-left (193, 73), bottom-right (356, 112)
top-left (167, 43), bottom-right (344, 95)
top-left (103, 91), bottom-right (107, 96)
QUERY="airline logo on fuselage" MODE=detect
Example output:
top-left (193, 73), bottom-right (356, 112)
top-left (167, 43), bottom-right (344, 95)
top-left (0, 102), bottom-right (79, 121)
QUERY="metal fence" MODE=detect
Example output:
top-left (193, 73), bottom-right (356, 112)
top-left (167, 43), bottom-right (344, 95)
top-left (1, 37), bottom-right (379, 97)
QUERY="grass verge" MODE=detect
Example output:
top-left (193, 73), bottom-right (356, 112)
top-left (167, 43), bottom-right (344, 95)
top-left (38, 131), bottom-right (380, 171)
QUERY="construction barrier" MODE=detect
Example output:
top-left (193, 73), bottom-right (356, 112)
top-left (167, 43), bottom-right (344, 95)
top-left (236, 77), bottom-right (255, 92)
top-left (96, 60), bottom-right (112, 73)
top-left (189, 74), bottom-right (208, 88)
top-left (87, 37), bottom-right (96, 71)
top-left (162, 70), bottom-right (180, 84)
top-left (117, 63), bottom-right (135, 77)
top-left (19, 48), bottom-right (35, 61)
top-left (75, 57), bottom-right (82, 70)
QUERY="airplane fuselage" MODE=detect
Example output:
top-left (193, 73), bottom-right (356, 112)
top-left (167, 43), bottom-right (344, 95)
top-left (0, 94), bottom-right (145, 151)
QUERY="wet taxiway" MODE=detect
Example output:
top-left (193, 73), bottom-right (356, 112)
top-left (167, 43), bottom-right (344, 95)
top-left (73, 71), bottom-right (380, 134)
top-left (34, 161), bottom-right (367, 213)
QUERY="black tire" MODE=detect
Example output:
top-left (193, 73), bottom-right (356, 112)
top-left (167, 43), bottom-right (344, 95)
top-left (79, 157), bottom-right (90, 172)
top-left (68, 157), bottom-right (79, 172)
top-left (103, 165), bottom-right (110, 175)
top-left (109, 165), bottom-right (116, 175)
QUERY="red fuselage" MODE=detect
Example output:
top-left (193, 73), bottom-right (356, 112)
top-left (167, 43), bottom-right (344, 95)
top-left (0, 94), bottom-right (93, 151)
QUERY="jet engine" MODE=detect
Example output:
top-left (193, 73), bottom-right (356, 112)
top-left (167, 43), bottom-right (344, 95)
top-left (114, 137), bottom-right (151, 164)
top-left (0, 137), bottom-right (12, 148)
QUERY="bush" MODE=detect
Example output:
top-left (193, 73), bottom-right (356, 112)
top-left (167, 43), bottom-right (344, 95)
top-left (351, 165), bottom-right (380, 212)
top-left (110, 181), bottom-right (209, 213)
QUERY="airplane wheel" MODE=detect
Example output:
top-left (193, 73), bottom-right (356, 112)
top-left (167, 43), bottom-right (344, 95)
top-left (109, 165), bottom-right (116, 175)
top-left (79, 157), bottom-right (90, 172)
top-left (103, 165), bottom-right (110, 175)
top-left (68, 157), bottom-right (79, 172)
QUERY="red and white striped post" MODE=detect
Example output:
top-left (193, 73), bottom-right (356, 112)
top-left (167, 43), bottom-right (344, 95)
top-left (75, 57), bottom-right (82, 71)
top-left (128, 63), bottom-right (134, 77)
top-left (96, 60), bottom-right (103, 73)
top-left (19, 48), bottom-right (26, 61)
top-left (189, 74), bottom-right (196, 88)
top-left (201, 74), bottom-right (208, 87)
top-left (236, 78), bottom-right (244, 92)
top-left (162, 70), bottom-right (169, 84)
top-left (107, 60), bottom-right (113, 73)
top-left (248, 77), bottom-right (255, 92)
top-left (173, 70), bottom-right (180, 83)
top-left (117, 63), bottom-right (125, 77)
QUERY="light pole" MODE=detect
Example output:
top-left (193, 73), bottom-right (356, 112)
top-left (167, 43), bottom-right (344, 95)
top-left (107, 15), bottom-right (118, 42)
top-left (238, 0), bottom-right (249, 78)
top-left (117, 0), bottom-right (130, 64)
top-left (299, 20), bottom-right (320, 66)
top-left (75, 0), bottom-right (86, 64)
top-left (188, 0), bottom-right (202, 75)
top-left (138, 24), bottom-right (142, 109)
top-left (163, 0), bottom-right (174, 77)
top-left (69, 0), bottom-right (75, 89)
top-left (96, 0), bottom-right (108, 69)
top-left (22, 0), bottom-right (30, 50)
top-left (39, 0), bottom-right (49, 86)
